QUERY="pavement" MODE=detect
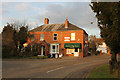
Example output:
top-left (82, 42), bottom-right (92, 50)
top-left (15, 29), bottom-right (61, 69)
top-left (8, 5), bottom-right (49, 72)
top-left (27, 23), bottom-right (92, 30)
top-left (2, 54), bottom-right (111, 79)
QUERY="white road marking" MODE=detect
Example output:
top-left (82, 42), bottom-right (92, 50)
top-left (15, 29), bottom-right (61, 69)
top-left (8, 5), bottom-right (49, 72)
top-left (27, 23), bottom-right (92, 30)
top-left (46, 67), bottom-right (64, 73)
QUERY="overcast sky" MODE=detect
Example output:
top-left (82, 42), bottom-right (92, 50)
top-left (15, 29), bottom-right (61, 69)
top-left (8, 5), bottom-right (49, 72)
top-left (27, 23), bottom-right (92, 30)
top-left (2, 2), bottom-right (101, 37)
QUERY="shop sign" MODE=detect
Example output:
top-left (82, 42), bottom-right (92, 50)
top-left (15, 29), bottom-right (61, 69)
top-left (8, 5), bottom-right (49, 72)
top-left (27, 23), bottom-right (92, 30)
top-left (64, 43), bottom-right (82, 48)
top-left (64, 37), bottom-right (70, 41)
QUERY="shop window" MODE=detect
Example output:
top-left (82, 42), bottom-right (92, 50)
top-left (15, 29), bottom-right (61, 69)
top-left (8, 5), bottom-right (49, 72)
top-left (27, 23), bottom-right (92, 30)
top-left (53, 33), bottom-right (57, 41)
top-left (40, 34), bottom-right (44, 41)
top-left (67, 49), bottom-right (74, 54)
top-left (75, 48), bottom-right (78, 52)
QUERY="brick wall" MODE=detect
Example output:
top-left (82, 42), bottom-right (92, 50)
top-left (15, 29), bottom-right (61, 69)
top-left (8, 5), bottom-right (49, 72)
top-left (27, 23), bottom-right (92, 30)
top-left (28, 30), bottom-right (88, 57)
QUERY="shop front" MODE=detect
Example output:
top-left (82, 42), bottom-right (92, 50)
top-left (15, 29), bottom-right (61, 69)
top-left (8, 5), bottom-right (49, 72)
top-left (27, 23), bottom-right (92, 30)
top-left (64, 43), bottom-right (82, 57)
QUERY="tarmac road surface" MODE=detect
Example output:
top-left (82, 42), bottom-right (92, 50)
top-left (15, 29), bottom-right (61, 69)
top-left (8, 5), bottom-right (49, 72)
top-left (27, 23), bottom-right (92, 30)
top-left (2, 54), bottom-right (110, 79)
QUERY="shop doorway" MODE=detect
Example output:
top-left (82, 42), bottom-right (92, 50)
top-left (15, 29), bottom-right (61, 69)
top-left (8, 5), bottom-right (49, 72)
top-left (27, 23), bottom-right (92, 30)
top-left (74, 48), bottom-right (79, 56)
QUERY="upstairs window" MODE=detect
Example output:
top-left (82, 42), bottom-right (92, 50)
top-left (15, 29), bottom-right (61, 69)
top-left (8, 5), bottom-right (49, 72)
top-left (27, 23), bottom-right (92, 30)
top-left (31, 34), bottom-right (35, 41)
top-left (53, 33), bottom-right (57, 41)
top-left (40, 34), bottom-right (44, 41)
top-left (71, 33), bottom-right (75, 40)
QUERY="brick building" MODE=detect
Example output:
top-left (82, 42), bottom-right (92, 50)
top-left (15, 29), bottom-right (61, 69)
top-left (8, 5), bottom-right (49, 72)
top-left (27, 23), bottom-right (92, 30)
top-left (27, 18), bottom-right (88, 57)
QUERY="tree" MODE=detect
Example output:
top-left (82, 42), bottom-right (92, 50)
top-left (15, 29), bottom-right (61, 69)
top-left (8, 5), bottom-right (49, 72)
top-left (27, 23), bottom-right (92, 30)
top-left (90, 2), bottom-right (120, 64)
top-left (88, 35), bottom-right (96, 54)
top-left (18, 26), bottom-right (28, 51)
top-left (2, 22), bottom-right (29, 57)
top-left (13, 29), bottom-right (19, 52)
top-left (2, 23), bottom-right (16, 57)
top-left (13, 25), bottom-right (29, 53)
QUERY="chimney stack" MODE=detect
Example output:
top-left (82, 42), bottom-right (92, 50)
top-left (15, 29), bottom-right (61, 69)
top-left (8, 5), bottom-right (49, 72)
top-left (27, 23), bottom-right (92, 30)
top-left (65, 19), bottom-right (69, 28)
top-left (44, 18), bottom-right (49, 24)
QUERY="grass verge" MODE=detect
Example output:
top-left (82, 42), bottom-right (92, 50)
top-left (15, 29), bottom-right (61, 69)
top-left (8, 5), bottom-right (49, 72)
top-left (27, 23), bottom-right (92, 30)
top-left (87, 64), bottom-right (120, 78)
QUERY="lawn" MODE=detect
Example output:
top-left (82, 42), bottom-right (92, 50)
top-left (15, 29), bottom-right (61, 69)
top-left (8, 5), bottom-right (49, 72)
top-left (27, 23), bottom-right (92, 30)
top-left (87, 64), bottom-right (120, 78)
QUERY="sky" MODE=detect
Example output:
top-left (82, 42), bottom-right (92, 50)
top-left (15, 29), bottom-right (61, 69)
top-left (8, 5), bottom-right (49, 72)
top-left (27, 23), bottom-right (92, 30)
top-left (1, 1), bottom-right (101, 37)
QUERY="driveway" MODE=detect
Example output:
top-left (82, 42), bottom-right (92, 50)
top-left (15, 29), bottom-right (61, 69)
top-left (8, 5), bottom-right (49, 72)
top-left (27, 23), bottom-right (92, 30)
top-left (2, 54), bottom-right (110, 79)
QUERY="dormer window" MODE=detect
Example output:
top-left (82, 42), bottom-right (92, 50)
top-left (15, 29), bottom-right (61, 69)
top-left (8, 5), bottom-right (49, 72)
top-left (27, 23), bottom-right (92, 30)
top-left (53, 33), bottom-right (57, 41)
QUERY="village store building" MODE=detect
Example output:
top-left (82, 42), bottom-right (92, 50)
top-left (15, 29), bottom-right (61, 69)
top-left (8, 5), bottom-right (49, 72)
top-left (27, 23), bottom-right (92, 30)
top-left (27, 18), bottom-right (88, 57)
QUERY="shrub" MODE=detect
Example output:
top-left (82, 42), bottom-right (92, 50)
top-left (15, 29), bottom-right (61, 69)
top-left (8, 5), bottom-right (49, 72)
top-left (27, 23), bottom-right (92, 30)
top-left (43, 56), bottom-right (48, 59)
top-left (2, 45), bottom-right (15, 58)
top-left (47, 54), bottom-right (51, 58)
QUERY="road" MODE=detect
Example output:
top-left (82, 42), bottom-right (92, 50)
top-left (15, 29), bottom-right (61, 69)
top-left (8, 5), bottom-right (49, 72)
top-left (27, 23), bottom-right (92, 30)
top-left (2, 54), bottom-right (110, 79)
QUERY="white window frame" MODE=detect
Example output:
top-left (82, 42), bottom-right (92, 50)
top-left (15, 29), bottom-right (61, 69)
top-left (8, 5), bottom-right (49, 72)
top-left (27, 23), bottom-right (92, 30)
top-left (53, 33), bottom-right (57, 41)
top-left (71, 33), bottom-right (75, 41)
top-left (50, 44), bottom-right (59, 54)
top-left (40, 34), bottom-right (44, 41)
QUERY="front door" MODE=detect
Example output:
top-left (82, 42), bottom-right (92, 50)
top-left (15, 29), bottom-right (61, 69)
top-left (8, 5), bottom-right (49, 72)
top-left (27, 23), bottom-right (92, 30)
top-left (41, 46), bottom-right (45, 56)
top-left (74, 48), bottom-right (79, 56)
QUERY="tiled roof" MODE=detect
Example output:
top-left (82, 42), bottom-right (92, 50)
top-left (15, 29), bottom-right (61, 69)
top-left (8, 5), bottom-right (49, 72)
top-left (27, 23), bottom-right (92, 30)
top-left (29, 23), bottom-right (83, 32)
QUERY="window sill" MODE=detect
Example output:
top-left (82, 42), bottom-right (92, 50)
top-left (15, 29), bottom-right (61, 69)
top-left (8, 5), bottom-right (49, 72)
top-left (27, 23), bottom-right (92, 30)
top-left (40, 40), bottom-right (44, 41)
top-left (53, 40), bottom-right (57, 41)
top-left (71, 40), bottom-right (76, 41)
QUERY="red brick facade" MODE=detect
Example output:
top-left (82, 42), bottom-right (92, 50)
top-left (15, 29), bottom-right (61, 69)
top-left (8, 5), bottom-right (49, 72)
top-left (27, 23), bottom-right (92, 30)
top-left (27, 18), bottom-right (88, 57)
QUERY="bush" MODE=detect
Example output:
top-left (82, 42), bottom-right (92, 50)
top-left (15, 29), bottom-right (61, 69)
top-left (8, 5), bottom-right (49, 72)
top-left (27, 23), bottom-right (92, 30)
top-left (43, 56), bottom-right (48, 59)
top-left (24, 44), bottom-right (40, 56)
top-left (2, 45), bottom-right (15, 58)
top-left (47, 54), bottom-right (51, 58)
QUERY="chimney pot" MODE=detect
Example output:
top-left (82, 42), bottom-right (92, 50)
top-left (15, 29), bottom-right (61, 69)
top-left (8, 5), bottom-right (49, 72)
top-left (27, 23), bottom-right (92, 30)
top-left (44, 18), bottom-right (49, 24)
top-left (65, 19), bottom-right (69, 28)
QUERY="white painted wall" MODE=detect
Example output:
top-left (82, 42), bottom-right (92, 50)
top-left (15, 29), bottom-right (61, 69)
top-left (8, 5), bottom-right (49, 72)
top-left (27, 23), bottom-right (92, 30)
top-left (96, 42), bottom-right (107, 53)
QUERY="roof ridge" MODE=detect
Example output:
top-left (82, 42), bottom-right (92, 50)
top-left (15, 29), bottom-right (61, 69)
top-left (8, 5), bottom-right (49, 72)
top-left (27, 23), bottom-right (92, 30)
top-left (44, 23), bottom-right (65, 25)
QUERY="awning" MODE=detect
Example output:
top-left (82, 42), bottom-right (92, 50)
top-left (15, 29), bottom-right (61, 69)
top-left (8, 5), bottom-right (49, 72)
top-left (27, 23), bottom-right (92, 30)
top-left (64, 43), bottom-right (82, 48)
